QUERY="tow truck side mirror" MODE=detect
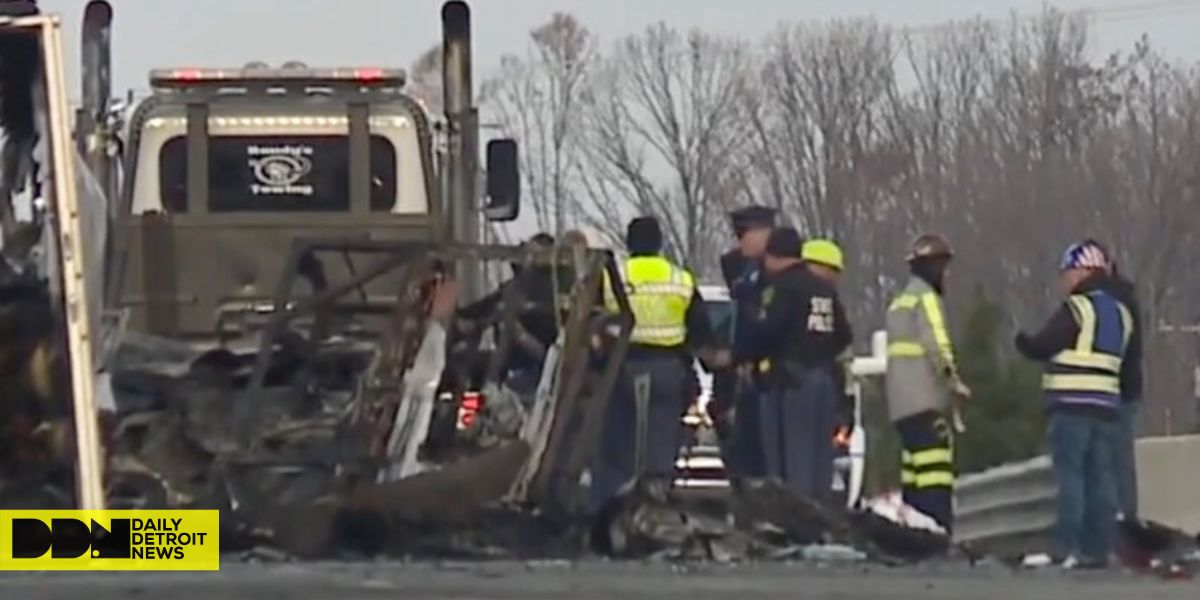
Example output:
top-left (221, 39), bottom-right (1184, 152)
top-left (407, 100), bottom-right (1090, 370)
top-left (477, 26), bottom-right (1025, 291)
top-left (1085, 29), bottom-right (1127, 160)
top-left (484, 138), bottom-right (519, 222)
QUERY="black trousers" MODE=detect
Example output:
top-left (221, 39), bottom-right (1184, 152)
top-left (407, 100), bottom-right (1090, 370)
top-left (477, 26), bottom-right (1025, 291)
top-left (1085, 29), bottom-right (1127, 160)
top-left (713, 370), bottom-right (766, 479)
top-left (895, 410), bottom-right (954, 533)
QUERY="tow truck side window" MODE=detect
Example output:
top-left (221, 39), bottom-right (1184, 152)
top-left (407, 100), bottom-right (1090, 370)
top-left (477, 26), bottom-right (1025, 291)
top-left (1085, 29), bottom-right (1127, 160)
top-left (158, 134), bottom-right (398, 212)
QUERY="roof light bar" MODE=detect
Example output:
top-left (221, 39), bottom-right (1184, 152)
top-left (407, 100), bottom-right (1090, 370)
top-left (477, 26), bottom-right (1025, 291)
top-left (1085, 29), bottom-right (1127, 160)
top-left (143, 115), bottom-right (411, 130)
top-left (149, 67), bottom-right (407, 89)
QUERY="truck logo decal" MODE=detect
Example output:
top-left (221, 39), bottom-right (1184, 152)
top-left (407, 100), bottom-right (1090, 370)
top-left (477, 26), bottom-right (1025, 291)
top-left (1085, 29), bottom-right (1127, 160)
top-left (247, 144), bottom-right (314, 196)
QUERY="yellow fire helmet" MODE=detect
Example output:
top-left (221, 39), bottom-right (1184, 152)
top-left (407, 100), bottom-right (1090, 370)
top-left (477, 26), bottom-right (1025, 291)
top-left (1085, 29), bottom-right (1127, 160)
top-left (801, 238), bottom-right (845, 271)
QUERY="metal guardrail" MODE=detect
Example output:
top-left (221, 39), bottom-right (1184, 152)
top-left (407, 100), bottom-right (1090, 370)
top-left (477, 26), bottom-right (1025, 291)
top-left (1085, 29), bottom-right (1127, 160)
top-left (954, 435), bottom-right (1200, 550)
top-left (953, 455), bottom-right (1056, 549)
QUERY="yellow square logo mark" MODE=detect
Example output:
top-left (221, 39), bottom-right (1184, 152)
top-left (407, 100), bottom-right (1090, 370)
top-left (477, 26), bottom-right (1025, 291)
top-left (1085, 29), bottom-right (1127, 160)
top-left (0, 510), bottom-right (220, 571)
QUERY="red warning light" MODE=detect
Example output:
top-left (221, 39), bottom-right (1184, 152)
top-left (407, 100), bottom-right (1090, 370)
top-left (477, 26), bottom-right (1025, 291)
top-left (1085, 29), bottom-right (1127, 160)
top-left (354, 68), bottom-right (385, 81)
top-left (457, 391), bottom-right (486, 431)
top-left (173, 69), bottom-right (205, 81)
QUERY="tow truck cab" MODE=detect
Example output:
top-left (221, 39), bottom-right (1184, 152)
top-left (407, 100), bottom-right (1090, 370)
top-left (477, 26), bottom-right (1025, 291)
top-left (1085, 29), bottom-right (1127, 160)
top-left (116, 66), bottom-right (445, 339)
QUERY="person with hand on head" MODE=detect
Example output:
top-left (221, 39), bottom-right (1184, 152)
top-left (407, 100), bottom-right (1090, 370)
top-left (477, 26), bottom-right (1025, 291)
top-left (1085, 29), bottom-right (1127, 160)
top-left (1015, 240), bottom-right (1134, 570)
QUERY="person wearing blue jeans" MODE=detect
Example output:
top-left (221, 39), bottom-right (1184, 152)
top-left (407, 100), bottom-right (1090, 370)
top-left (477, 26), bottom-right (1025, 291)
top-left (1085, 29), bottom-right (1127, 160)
top-left (1016, 240), bottom-right (1134, 568)
top-left (1049, 411), bottom-right (1119, 563)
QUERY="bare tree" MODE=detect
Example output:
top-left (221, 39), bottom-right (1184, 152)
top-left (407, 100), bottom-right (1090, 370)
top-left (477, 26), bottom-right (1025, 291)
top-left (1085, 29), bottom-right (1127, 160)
top-left (869, 11), bottom-right (1121, 316)
top-left (407, 43), bottom-right (443, 116)
top-left (578, 24), bottom-right (754, 277)
top-left (481, 14), bottom-right (594, 236)
top-left (743, 19), bottom-right (903, 325)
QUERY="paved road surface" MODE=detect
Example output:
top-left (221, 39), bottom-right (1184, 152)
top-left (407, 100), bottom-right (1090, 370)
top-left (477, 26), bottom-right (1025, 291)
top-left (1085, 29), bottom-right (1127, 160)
top-left (3, 561), bottom-right (1199, 599)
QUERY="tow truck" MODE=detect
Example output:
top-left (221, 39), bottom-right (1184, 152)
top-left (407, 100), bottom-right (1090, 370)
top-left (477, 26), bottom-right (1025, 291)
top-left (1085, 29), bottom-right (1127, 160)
top-left (68, 1), bottom-right (545, 494)
top-left (44, 0), bottom-right (638, 528)
top-left (75, 0), bottom-right (520, 344)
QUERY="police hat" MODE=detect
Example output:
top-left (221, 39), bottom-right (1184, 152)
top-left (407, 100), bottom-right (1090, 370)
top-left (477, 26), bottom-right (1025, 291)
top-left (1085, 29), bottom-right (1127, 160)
top-left (527, 233), bottom-right (555, 247)
top-left (729, 205), bottom-right (777, 237)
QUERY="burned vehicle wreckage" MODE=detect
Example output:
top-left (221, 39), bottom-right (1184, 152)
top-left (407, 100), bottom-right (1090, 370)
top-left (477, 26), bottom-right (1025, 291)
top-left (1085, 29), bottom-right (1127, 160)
top-left (1, 218), bottom-right (944, 561)
top-left (96, 240), bottom-right (956, 563)
top-left (103, 238), bottom-right (640, 559)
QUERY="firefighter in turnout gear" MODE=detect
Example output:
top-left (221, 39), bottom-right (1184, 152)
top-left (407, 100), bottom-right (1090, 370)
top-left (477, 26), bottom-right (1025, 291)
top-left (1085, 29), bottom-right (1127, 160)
top-left (746, 227), bottom-right (852, 503)
top-left (885, 233), bottom-right (969, 532)
top-left (1015, 240), bottom-right (1133, 569)
top-left (590, 216), bottom-right (721, 511)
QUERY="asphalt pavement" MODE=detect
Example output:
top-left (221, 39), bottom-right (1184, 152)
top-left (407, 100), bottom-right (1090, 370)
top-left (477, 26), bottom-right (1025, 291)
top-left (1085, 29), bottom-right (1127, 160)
top-left (3, 560), bottom-right (1199, 599)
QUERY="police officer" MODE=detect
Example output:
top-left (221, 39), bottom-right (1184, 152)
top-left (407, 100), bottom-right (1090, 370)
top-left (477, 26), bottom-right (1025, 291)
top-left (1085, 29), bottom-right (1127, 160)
top-left (713, 205), bottom-right (776, 483)
top-left (1016, 240), bottom-right (1134, 569)
top-left (885, 233), bottom-right (969, 533)
top-left (802, 239), bottom-right (855, 443)
top-left (747, 227), bottom-right (852, 503)
top-left (590, 216), bottom-right (720, 510)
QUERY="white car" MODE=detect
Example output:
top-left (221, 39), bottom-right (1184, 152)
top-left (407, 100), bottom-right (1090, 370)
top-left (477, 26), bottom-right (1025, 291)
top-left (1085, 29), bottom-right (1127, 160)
top-left (675, 284), bottom-right (867, 508)
top-left (684, 285), bottom-right (731, 430)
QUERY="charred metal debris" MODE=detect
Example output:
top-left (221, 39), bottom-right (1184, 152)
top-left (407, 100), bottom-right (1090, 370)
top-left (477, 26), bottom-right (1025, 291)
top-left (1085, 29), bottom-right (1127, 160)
top-left (1, 238), bottom-right (1198, 568)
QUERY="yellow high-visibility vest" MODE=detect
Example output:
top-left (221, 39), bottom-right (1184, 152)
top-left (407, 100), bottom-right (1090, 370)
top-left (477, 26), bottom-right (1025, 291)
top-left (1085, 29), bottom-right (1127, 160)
top-left (604, 255), bottom-right (694, 346)
top-left (1043, 291), bottom-right (1132, 406)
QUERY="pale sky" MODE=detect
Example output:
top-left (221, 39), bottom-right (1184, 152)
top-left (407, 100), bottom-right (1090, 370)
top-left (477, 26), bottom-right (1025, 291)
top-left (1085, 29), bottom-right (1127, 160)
top-left (38, 0), bottom-right (1200, 99)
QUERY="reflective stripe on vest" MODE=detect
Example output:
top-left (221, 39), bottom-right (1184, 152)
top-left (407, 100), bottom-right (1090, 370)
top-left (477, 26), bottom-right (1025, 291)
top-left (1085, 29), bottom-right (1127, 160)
top-left (887, 341), bottom-right (925, 357)
top-left (1043, 291), bottom-right (1131, 406)
top-left (604, 256), bottom-right (694, 346)
top-left (887, 291), bottom-right (956, 372)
